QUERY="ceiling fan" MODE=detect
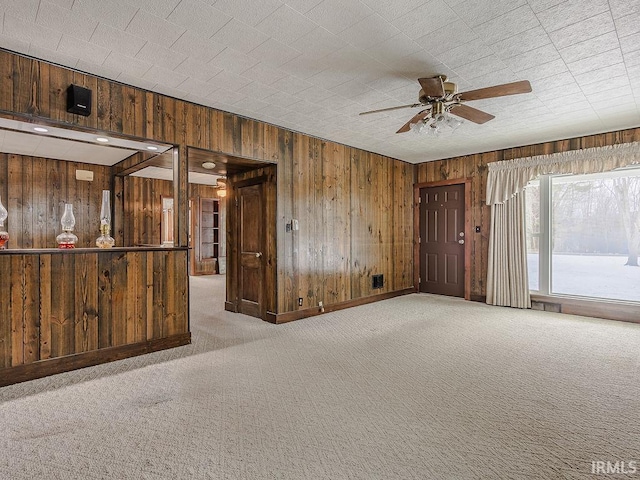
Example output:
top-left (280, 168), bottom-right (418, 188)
top-left (359, 75), bottom-right (532, 134)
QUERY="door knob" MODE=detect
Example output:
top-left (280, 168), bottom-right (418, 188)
top-left (255, 252), bottom-right (262, 258)
top-left (458, 239), bottom-right (464, 244)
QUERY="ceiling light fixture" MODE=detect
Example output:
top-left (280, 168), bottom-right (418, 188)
top-left (410, 102), bottom-right (463, 137)
top-left (359, 75), bottom-right (531, 136)
top-left (202, 161), bottom-right (216, 169)
top-left (33, 127), bottom-right (49, 133)
top-left (216, 176), bottom-right (227, 197)
top-left (146, 146), bottom-right (158, 151)
top-left (96, 137), bottom-right (109, 143)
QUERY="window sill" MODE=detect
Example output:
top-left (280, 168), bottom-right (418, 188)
top-left (530, 293), bottom-right (639, 324)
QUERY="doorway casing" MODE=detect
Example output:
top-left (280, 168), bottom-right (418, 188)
top-left (414, 178), bottom-right (472, 300)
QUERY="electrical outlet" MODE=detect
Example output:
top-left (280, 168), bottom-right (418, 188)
top-left (318, 301), bottom-right (323, 307)
top-left (298, 297), bottom-right (303, 306)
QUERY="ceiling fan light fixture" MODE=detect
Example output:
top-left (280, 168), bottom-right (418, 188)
top-left (410, 120), bottom-right (427, 135)
top-left (359, 76), bottom-right (531, 134)
top-left (445, 113), bottom-right (463, 130)
top-left (411, 110), bottom-right (463, 137)
top-left (425, 124), bottom-right (440, 137)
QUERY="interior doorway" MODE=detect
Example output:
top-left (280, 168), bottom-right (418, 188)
top-left (415, 180), bottom-right (471, 299)
top-left (178, 148), bottom-right (275, 321)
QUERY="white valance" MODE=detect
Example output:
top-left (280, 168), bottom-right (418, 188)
top-left (486, 142), bottom-right (640, 205)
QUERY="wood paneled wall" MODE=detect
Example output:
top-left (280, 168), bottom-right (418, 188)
top-left (0, 49), bottom-right (415, 316)
top-left (278, 137), bottom-right (414, 313)
top-left (0, 248), bottom-right (188, 372)
top-left (123, 177), bottom-right (172, 247)
top-left (415, 126), bottom-right (640, 300)
top-left (0, 51), bottom-right (288, 162)
top-left (0, 154), bottom-right (111, 249)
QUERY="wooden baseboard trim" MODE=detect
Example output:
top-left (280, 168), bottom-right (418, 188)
top-left (266, 288), bottom-right (415, 324)
top-left (224, 301), bottom-right (237, 313)
top-left (470, 295), bottom-right (487, 303)
top-left (0, 333), bottom-right (191, 387)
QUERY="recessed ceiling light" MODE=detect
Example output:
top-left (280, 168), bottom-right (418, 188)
top-left (146, 146), bottom-right (158, 151)
top-left (96, 137), bottom-right (109, 143)
top-left (202, 161), bottom-right (216, 169)
top-left (33, 127), bottom-right (49, 133)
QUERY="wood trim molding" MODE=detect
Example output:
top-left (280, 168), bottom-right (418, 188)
top-left (413, 185), bottom-right (420, 291)
top-left (0, 333), bottom-right (191, 387)
top-left (266, 288), bottom-right (415, 324)
top-left (414, 178), bottom-right (471, 189)
top-left (464, 179), bottom-right (472, 301)
top-left (0, 246), bottom-right (189, 255)
top-left (413, 178), bottom-right (472, 301)
top-left (233, 175), bottom-right (268, 189)
top-left (225, 301), bottom-right (238, 312)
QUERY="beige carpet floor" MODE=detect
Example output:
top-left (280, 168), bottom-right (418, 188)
top-left (1, 276), bottom-right (639, 479)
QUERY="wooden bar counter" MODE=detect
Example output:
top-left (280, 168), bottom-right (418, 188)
top-left (0, 246), bottom-right (190, 387)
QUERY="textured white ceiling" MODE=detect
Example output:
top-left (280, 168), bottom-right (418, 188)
top-left (0, 128), bottom-right (137, 165)
top-left (1, 0), bottom-right (639, 163)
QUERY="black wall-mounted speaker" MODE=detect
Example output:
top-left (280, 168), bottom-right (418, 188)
top-left (66, 84), bottom-right (92, 116)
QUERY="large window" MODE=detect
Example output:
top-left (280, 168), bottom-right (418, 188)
top-left (525, 167), bottom-right (640, 302)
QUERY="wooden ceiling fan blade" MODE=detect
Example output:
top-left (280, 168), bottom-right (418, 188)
top-left (359, 103), bottom-right (419, 115)
top-left (418, 77), bottom-right (445, 98)
top-left (397, 110), bottom-right (430, 134)
top-left (449, 104), bottom-right (495, 124)
top-left (458, 80), bottom-right (532, 101)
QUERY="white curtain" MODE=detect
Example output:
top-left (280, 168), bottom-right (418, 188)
top-left (487, 142), bottom-right (640, 205)
top-left (486, 193), bottom-right (530, 308)
top-left (485, 142), bottom-right (640, 308)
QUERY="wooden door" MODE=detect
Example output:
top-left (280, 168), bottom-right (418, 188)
top-left (419, 184), bottom-right (465, 297)
top-left (237, 182), bottom-right (264, 318)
